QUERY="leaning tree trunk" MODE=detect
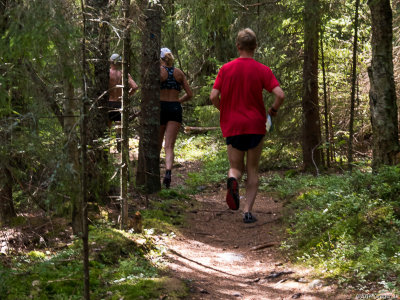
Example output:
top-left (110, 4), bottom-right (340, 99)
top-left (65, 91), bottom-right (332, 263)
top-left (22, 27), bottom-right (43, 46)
top-left (367, 0), bottom-right (399, 170)
top-left (302, 0), bottom-right (323, 174)
top-left (136, 1), bottom-right (161, 193)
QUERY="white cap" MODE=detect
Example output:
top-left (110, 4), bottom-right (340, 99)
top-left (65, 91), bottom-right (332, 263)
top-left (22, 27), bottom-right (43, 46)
top-left (160, 47), bottom-right (171, 59)
top-left (109, 53), bottom-right (121, 63)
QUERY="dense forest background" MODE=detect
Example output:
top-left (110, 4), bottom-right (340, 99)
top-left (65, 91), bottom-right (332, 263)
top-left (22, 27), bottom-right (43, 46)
top-left (1, 0), bottom-right (400, 299)
top-left (3, 0), bottom-right (399, 218)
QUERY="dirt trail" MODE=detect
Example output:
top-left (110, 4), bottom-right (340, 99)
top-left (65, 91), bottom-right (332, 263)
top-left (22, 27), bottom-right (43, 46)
top-left (160, 165), bottom-right (351, 300)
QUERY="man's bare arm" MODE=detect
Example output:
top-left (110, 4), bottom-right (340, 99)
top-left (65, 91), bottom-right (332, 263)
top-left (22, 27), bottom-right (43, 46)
top-left (210, 88), bottom-right (221, 111)
top-left (268, 86), bottom-right (284, 116)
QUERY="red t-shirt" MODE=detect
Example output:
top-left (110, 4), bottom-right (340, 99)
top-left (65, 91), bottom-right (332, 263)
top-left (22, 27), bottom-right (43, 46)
top-left (213, 58), bottom-right (279, 137)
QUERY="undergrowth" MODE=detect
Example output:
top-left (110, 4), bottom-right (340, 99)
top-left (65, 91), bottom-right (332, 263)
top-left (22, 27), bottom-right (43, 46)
top-left (175, 133), bottom-right (300, 193)
top-left (260, 165), bottom-right (400, 291)
top-left (0, 194), bottom-right (191, 299)
top-left (141, 191), bottom-right (191, 233)
top-left (175, 133), bottom-right (229, 192)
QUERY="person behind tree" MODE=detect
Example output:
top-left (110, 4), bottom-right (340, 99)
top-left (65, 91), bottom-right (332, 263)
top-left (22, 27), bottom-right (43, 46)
top-left (108, 53), bottom-right (138, 128)
top-left (210, 28), bottom-right (285, 223)
top-left (159, 48), bottom-right (193, 188)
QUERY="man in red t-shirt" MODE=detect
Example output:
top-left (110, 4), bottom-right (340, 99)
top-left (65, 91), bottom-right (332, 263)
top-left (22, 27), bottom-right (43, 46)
top-left (210, 28), bottom-right (284, 223)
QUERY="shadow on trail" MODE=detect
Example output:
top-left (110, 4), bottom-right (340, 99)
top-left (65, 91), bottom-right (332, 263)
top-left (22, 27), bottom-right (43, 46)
top-left (160, 182), bottom-right (350, 300)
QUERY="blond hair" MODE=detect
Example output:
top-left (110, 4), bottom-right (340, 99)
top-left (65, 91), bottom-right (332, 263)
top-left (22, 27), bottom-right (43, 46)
top-left (162, 52), bottom-right (175, 67)
top-left (236, 28), bottom-right (257, 51)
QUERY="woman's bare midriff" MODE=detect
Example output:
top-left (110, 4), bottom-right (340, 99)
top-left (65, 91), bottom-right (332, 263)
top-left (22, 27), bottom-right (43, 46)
top-left (160, 89), bottom-right (181, 102)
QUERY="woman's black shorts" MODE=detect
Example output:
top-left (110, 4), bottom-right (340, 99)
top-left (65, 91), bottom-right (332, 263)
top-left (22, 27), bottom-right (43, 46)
top-left (226, 134), bottom-right (264, 151)
top-left (160, 101), bottom-right (182, 125)
top-left (108, 101), bottom-right (121, 122)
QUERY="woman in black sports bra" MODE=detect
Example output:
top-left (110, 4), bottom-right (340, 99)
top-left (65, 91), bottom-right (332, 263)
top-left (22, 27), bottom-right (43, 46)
top-left (159, 48), bottom-right (192, 188)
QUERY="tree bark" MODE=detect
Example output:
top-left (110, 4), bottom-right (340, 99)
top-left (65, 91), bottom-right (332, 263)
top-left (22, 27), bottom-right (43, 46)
top-left (0, 0), bottom-right (16, 225)
top-left (120, 0), bottom-right (131, 229)
top-left (80, 1), bottom-right (90, 298)
top-left (86, 0), bottom-right (110, 140)
top-left (328, 92), bottom-right (335, 162)
top-left (63, 79), bottom-right (82, 234)
top-left (348, 0), bottom-right (360, 172)
top-left (53, 12), bottom-right (82, 232)
top-left (302, 0), bottom-right (323, 174)
top-left (85, 0), bottom-right (111, 203)
top-left (367, 0), bottom-right (400, 170)
top-left (320, 30), bottom-right (330, 168)
top-left (0, 165), bottom-right (16, 225)
top-left (136, 1), bottom-right (161, 193)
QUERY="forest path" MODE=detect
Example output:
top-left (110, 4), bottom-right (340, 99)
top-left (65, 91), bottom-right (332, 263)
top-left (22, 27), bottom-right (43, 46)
top-left (160, 164), bottom-right (351, 300)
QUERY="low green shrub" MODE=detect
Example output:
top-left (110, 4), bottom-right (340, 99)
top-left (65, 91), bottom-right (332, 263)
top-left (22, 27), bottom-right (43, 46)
top-left (185, 150), bottom-right (229, 191)
top-left (142, 196), bottom-right (190, 233)
top-left (263, 166), bottom-right (400, 289)
top-left (0, 227), bottom-right (187, 299)
top-left (192, 105), bottom-right (219, 127)
top-left (259, 140), bottom-right (302, 170)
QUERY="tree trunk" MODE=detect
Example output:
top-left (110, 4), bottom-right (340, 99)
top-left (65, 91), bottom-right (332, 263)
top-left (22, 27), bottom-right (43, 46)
top-left (85, 0), bottom-right (111, 203)
top-left (302, 0), bottom-right (323, 174)
top-left (328, 92), bottom-right (335, 162)
top-left (367, 0), bottom-right (400, 170)
top-left (64, 79), bottom-right (82, 234)
top-left (0, 166), bottom-right (16, 225)
top-left (320, 30), bottom-right (330, 168)
top-left (0, 0), bottom-right (16, 225)
top-left (348, 0), bottom-right (360, 172)
top-left (56, 32), bottom-right (81, 233)
top-left (136, 1), bottom-right (161, 194)
top-left (80, 1), bottom-right (90, 298)
top-left (86, 0), bottom-right (110, 140)
top-left (120, 0), bottom-right (131, 230)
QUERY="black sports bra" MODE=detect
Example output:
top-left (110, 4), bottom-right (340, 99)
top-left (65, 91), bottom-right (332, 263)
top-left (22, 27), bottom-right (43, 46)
top-left (160, 66), bottom-right (182, 91)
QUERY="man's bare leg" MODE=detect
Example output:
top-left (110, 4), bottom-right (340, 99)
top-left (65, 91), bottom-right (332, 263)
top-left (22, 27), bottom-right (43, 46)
top-left (244, 138), bottom-right (264, 213)
top-left (227, 145), bottom-right (245, 180)
top-left (225, 145), bottom-right (245, 209)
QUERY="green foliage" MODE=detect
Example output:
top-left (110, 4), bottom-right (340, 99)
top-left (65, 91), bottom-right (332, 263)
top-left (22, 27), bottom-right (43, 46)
top-left (27, 251), bottom-right (46, 260)
top-left (141, 191), bottom-right (192, 233)
top-left (185, 150), bottom-right (228, 191)
top-left (177, 133), bottom-right (302, 193)
top-left (264, 166), bottom-right (400, 287)
top-left (108, 277), bottom-right (187, 300)
top-left (175, 133), bottom-right (222, 162)
top-left (192, 105), bottom-right (220, 127)
top-left (259, 139), bottom-right (302, 170)
top-left (0, 227), bottom-right (187, 299)
top-left (0, 0), bottom-right (85, 217)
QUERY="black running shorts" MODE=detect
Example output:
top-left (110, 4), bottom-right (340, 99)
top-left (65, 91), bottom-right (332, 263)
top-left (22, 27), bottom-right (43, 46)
top-left (108, 101), bottom-right (121, 122)
top-left (226, 134), bottom-right (264, 151)
top-left (160, 101), bottom-right (182, 125)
